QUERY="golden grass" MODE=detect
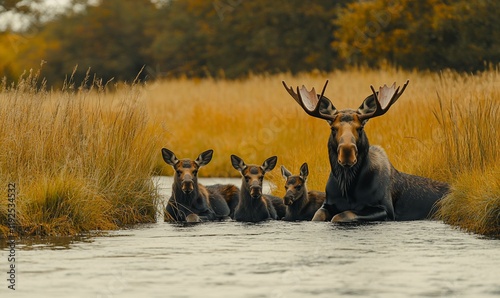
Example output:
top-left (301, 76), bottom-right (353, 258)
top-left (0, 70), bottom-right (161, 237)
top-left (147, 67), bottom-right (499, 236)
top-left (436, 165), bottom-right (500, 237)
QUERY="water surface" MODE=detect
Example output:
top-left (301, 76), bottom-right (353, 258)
top-left (1, 177), bottom-right (499, 297)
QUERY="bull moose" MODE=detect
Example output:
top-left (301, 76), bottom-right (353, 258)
top-left (282, 80), bottom-right (449, 222)
top-left (162, 148), bottom-right (239, 222)
top-left (281, 163), bottom-right (325, 221)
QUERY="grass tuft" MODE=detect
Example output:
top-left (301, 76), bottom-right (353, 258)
top-left (0, 69), bottom-right (161, 237)
top-left (436, 165), bottom-right (500, 237)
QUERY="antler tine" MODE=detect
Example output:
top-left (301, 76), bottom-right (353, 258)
top-left (282, 81), bottom-right (303, 106)
top-left (319, 80), bottom-right (329, 101)
top-left (282, 80), bottom-right (335, 122)
top-left (360, 80), bottom-right (410, 121)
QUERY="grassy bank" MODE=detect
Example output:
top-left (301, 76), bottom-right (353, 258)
top-left (0, 71), bottom-right (161, 237)
top-left (148, 68), bottom-right (499, 236)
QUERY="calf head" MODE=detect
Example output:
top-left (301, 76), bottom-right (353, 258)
top-left (162, 148), bottom-right (213, 194)
top-left (282, 80), bottom-right (409, 169)
top-left (281, 163), bottom-right (309, 206)
top-left (231, 155), bottom-right (278, 199)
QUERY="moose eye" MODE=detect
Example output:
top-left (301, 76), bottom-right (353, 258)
top-left (176, 170), bottom-right (182, 176)
top-left (245, 176), bottom-right (251, 182)
top-left (296, 185), bottom-right (302, 191)
top-left (192, 170), bottom-right (198, 176)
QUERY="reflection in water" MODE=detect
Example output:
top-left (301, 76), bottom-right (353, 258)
top-left (0, 177), bottom-right (498, 298)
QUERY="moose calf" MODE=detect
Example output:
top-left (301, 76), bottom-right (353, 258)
top-left (162, 148), bottom-right (238, 222)
top-left (281, 163), bottom-right (325, 221)
top-left (231, 155), bottom-right (286, 222)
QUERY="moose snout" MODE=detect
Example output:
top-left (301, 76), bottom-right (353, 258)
top-left (181, 175), bottom-right (194, 194)
top-left (337, 143), bottom-right (358, 167)
top-left (250, 185), bottom-right (262, 199)
top-left (283, 191), bottom-right (295, 205)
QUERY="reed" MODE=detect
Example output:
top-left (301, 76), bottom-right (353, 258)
top-left (0, 70), bottom-right (161, 237)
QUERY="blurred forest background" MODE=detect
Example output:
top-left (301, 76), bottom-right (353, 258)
top-left (1, 0), bottom-right (499, 87)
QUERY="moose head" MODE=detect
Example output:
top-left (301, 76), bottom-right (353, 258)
top-left (162, 148), bottom-right (213, 194)
top-left (231, 155), bottom-right (277, 200)
top-left (282, 80), bottom-right (409, 169)
top-left (281, 163), bottom-right (309, 206)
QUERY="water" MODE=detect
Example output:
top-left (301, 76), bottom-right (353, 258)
top-left (1, 177), bottom-right (499, 298)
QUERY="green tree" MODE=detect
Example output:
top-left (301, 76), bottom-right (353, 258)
top-left (150, 0), bottom-right (347, 78)
top-left (24, 0), bottom-right (159, 86)
top-left (430, 0), bottom-right (500, 70)
top-left (334, 0), bottom-right (500, 70)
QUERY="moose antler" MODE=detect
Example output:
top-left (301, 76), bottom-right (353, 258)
top-left (358, 80), bottom-right (409, 122)
top-left (282, 80), bottom-right (335, 122)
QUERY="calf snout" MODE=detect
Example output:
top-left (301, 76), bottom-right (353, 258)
top-left (250, 185), bottom-right (262, 199)
top-left (337, 143), bottom-right (358, 167)
top-left (181, 174), bottom-right (194, 194)
top-left (283, 191), bottom-right (295, 205)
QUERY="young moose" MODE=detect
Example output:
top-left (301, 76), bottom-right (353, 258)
top-left (231, 155), bottom-right (286, 222)
top-left (282, 80), bottom-right (449, 222)
top-left (162, 148), bottom-right (238, 222)
top-left (281, 163), bottom-right (326, 221)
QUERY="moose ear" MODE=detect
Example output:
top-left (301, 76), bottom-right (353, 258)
top-left (161, 148), bottom-right (179, 166)
top-left (299, 163), bottom-right (309, 181)
top-left (318, 96), bottom-right (337, 125)
top-left (357, 94), bottom-right (377, 124)
top-left (281, 165), bottom-right (292, 180)
top-left (261, 156), bottom-right (278, 173)
top-left (196, 149), bottom-right (213, 167)
top-left (230, 155), bottom-right (246, 172)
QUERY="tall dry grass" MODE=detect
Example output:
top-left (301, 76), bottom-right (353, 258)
top-left (0, 70), bottom-right (161, 237)
top-left (147, 68), bottom-right (499, 236)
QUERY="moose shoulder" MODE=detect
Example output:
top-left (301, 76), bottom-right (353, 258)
top-left (282, 80), bottom-right (449, 222)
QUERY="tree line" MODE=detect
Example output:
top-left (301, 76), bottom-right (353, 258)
top-left (0, 0), bottom-right (499, 87)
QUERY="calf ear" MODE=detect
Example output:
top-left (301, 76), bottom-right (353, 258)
top-left (230, 155), bottom-right (246, 172)
top-left (299, 163), bottom-right (309, 181)
top-left (281, 165), bottom-right (292, 180)
top-left (161, 148), bottom-right (179, 166)
top-left (196, 149), bottom-right (213, 167)
top-left (261, 156), bottom-right (278, 173)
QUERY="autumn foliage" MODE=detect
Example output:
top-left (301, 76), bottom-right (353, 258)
top-left (1, 0), bottom-right (499, 87)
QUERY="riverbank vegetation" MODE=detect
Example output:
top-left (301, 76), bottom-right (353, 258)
top-left (0, 70), bottom-right (160, 237)
top-left (1, 67), bottom-right (498, 237)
